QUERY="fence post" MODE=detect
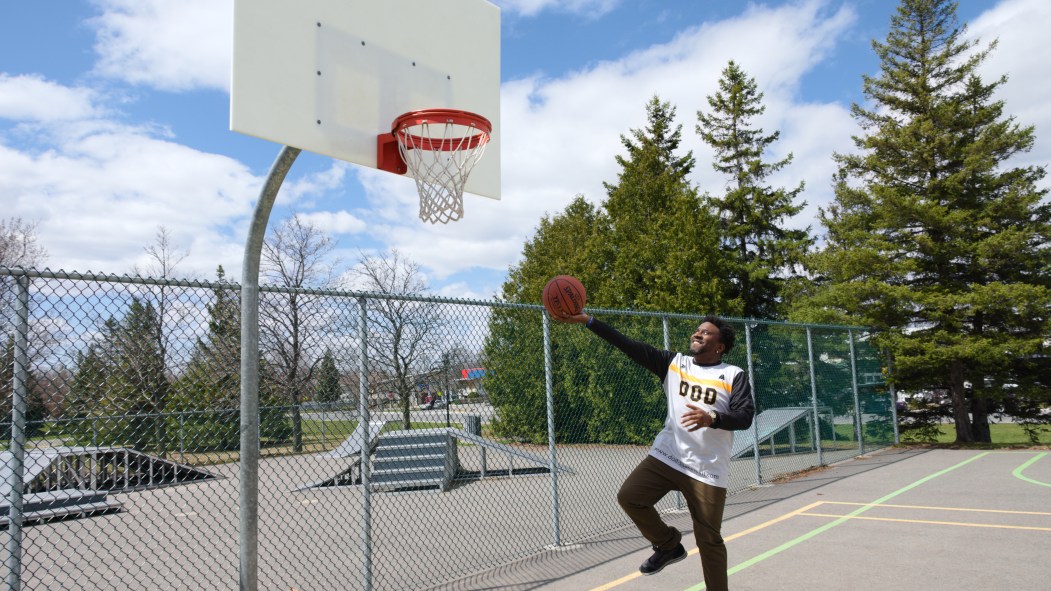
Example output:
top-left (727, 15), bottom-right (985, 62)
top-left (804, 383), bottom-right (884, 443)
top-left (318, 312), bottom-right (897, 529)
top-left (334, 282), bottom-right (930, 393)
top-left (357, 296), bottom-right (373, 591)
top-left (745, 323), bottom-right (761, 486)
top-left (5, 274), bottom-right (29, 591)
top-left (848, 330), bottom-right (864, 455)
top-left (542, 311), bottom-right (562, 547)
top-left (662, 315), bottom-right (684, 510)
top-left (886, 352), bottom-right (900, 444)
top-left (179, 413), bottom-right (185, 464)
top-left (806, 328), bottom-right (823, 466)
top-left (239, 144), bottom-right (300, 591)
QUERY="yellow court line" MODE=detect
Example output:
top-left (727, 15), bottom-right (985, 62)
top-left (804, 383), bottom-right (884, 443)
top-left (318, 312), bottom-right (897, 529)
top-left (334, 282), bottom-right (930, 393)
top-left (798, 512), bottom-right (1051, 532)
top-left (819, 501), bottom-right (1051, 516)
top-left (586, 501), bottom-right (826, 591)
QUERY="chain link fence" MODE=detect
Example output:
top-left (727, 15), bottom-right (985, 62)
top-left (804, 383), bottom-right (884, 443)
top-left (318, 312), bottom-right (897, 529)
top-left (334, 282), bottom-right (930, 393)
top-left (1, 267), bottom-right (895, 590)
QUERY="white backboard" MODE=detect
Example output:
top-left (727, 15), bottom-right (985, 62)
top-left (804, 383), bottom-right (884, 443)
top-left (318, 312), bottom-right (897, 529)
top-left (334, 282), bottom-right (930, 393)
top-left (230, 0), bottom-right (501, 199)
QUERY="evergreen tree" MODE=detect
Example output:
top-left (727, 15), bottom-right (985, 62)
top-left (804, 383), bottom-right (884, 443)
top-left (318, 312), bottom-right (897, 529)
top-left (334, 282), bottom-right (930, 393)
top-left (64, 297), bottom-right (169, 450)
top-left (485, 97), bottom-right (725, 444)
top-left (315, 349), bottom-right (342, 404)
top-left (601, 96), bottom-right (725, 313)
top-left (696, 61), bottom-right (812, 319)
top-left (799, 0), bottom-right (1051, 442)
top-left (174, 266), bottom-right (285, 451)
top-left (500, 196), bottom-right (605, 306)
top-left (1, 335), bottom-right (47, 439)
top-left (183, 266), bottom-right (241, 406)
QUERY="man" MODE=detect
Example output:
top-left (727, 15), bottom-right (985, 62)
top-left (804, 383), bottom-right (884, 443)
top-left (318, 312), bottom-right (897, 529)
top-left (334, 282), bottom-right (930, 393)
top-left (554, 312), bottom-right (755, 591)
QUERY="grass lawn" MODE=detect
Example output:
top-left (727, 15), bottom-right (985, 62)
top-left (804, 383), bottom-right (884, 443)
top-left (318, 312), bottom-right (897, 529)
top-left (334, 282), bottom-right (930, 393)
top-left (901, 422), bottom-right (1051, 446)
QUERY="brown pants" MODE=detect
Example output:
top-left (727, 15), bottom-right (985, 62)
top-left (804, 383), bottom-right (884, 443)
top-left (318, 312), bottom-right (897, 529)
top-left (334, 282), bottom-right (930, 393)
top-left (617, 455), bottom-right (728, 591)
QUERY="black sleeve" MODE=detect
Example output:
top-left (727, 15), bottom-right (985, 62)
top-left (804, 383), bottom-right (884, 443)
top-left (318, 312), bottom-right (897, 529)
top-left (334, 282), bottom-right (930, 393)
top-left (714, 371), bottom-right (755, 431)
top-left (586, 318), bottom-right (675, 380)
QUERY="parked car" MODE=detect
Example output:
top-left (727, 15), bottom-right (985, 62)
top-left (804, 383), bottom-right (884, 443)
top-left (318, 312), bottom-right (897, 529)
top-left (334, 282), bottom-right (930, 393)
top-left (420, 397), bottom-right (446, 410)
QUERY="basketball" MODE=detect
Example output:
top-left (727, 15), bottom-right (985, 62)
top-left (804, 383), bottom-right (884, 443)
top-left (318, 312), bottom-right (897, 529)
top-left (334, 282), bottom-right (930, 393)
top-left (542, 275), bottom-right (587, 317)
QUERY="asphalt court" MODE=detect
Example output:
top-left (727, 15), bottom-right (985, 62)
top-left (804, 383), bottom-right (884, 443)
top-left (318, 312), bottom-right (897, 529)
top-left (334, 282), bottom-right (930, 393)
top-left (454, 448), bottom-right (1050, 590)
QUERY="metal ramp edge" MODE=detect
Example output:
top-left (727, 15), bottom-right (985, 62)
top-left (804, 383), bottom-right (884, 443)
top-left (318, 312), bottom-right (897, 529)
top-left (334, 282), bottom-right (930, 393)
top-left (731, 407), bottom-right (814, 459)
top-left (447, 429), bottom-right (575, 475)
top-left (1, 490), bottom-right (123, 528)
top-left (0, 447), bottom-right (218, 498)
top-left (299, 427), bottom-right (575, 491)
top-left (321, 419), bottom-right (391, 458)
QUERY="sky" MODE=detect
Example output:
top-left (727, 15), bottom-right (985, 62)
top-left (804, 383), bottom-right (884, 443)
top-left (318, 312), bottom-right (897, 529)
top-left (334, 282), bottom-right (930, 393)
top-left (1, 0), bottom-right (1048, 302)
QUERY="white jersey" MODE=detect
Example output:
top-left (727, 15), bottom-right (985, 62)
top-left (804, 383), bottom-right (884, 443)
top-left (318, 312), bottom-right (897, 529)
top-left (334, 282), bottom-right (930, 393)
top-left (649, 354), bottom-right (746, 487)
top-left (587, 319), bottom-right (755, 489)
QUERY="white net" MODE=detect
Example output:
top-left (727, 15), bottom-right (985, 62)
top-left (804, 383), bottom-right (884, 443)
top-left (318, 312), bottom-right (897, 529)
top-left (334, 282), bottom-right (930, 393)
top-left (395, 112), bottom-right (491, 224)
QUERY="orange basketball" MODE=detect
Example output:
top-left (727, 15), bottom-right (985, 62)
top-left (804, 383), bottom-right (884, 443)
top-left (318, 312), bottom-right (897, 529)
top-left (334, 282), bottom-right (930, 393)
top-left (542, 275), bottom-right (587, 317)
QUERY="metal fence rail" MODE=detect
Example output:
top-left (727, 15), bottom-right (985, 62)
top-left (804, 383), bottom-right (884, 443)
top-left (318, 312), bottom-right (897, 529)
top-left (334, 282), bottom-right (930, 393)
top-left (1, 267), bottom-right (895, 590)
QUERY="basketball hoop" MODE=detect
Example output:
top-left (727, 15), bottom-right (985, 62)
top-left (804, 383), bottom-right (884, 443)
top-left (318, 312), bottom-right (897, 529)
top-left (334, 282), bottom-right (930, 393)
top-left (381, 109), bottom-right (492, 224)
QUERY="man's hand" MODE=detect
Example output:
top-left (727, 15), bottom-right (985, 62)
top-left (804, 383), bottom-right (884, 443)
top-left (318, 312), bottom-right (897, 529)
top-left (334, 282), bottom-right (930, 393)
top-left (681, 403), bottom-right (715, 432)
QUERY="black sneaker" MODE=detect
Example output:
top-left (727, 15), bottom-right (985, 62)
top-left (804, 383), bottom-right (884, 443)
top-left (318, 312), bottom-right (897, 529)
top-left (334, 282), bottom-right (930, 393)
top-left (639, 543), bottom-right (687, 575)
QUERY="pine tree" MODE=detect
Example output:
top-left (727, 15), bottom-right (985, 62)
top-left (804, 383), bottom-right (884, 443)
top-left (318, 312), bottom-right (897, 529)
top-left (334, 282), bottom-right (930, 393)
top-left (179, 266), bottom-right (241, 408)
top-left (64, 297), bottom-right (169, 450)
top-left (315, 349), bottom-right (342, 404)
top-left (601, 96), bottom-right (725, 313)
top-left (801, 0), bottom-right (1051, 442)
top-left (486, 97), bottom-right (726, 444)
top-left (696, 61), bottom-right (812, 319)
top-left (0, 335), bottom-right (47, 439)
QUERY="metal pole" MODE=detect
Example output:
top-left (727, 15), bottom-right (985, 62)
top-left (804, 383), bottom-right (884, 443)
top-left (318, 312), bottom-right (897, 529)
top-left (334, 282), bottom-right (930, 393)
top-left (240, 145), bottom-right (300, 591)
top-left (886, 352), bottom-right (900, 444)
top-left (745, 324), bottom-right (761, 485)
top-left (542, 311), bottom-right (561, 546)
top-left (662, 316), bottom-right (683, 510)
top-left (357, 296), bottom-right (373, 591)
top-left (847, 330), bottom-right (864, 455)
top-left (444, 355), bottom-right (451, 428)
top-left (180, 414), bottom-right (185, 464)
top-left (806, 328), bottom-right (823, 466)
top-left (5, 275), bottom-right (29, 591)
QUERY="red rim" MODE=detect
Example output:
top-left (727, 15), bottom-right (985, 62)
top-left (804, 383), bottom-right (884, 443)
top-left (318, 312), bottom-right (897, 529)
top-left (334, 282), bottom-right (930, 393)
top-left (392, 109), bottom-right (492, 151)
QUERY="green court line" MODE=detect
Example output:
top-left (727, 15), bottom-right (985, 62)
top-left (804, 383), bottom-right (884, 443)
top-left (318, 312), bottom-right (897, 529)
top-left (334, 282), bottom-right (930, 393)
top-left (683, 451), bottom-right (991, 591)
top-left (1012, 452), bottom-right (1050, 487)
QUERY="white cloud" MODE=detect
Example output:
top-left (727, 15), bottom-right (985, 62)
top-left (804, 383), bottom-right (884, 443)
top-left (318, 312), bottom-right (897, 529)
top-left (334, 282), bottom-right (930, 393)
top-left (298, 210), bottom-right (368, 235)
top-left (495, 0), bottom-right (622, 19)
top-left (969, 0), bottom-right (1051, 174)
top-left (5, 0), bottom-right (1043, 297)
top-left (367, 0), bottom-right (859, 282)
top-left (90, 0), bottom-right (232, 92)
top-left (0, 113), bottom-right (259, 275)
top-left (0, 74), bottom-right (101, 122)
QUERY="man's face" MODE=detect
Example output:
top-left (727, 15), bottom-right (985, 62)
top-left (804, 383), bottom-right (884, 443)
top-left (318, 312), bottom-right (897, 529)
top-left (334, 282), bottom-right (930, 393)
top-left (689, 322), bottom-right (722, 358)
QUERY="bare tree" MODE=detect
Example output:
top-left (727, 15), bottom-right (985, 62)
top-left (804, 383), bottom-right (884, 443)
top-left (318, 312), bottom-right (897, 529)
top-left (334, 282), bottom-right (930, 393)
top-left (260, 214), bottom-right (342, 451)
top-left (1, 217), bottom-right (48, 326)
top-left (0, 216), bottom-right (52, 422)
top-left (132, 226), bottom-right (190, 457)
top-left (352, 248), bottom-right (443, 430)
top-left (0, 217), bottom-right (47, 269)
top-left (135, 226), bottom-right (193, 364)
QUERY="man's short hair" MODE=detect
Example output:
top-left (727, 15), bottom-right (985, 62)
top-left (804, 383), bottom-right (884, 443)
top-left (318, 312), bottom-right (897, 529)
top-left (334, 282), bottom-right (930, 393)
top-left (703, 315), bottom-right (736, 356)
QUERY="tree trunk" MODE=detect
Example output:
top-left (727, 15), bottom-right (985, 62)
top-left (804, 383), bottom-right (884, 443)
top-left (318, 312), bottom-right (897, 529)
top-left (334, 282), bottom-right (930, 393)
top-left (949, 360), bottom-right (974, 442)
top-left (970, 393), bottom-right (991, 443)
